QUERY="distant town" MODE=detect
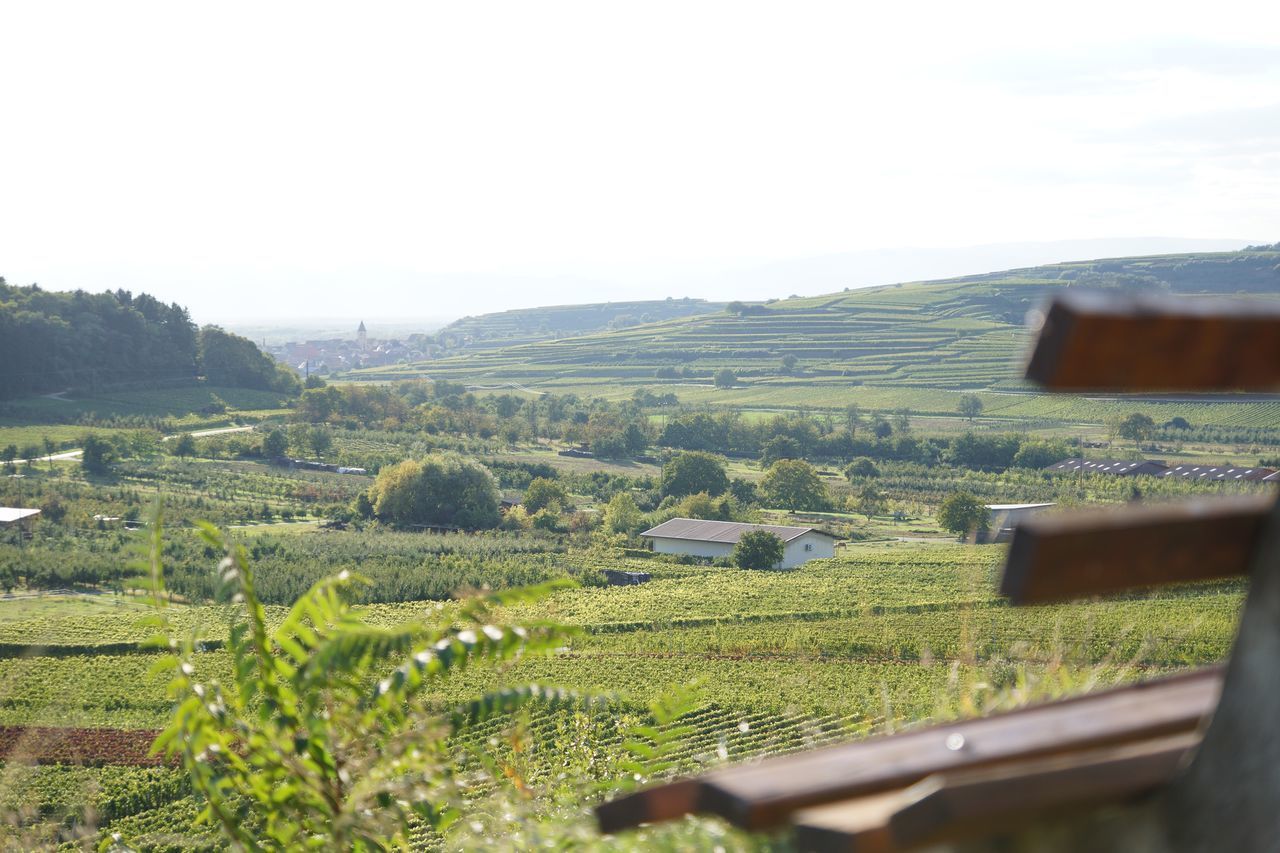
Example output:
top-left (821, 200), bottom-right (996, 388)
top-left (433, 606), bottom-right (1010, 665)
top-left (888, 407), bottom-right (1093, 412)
top-left (265, 321), bottom-right (438, 376)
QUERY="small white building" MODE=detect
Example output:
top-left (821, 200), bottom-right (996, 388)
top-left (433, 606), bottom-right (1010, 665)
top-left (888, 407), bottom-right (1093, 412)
top-left (982, 503), bottom-right (1055, 543)
top-left (640, 518), bottom-right (838, 569)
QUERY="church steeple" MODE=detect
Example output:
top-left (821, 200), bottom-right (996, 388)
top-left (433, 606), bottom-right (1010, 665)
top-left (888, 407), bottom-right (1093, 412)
top-left (357, 320), bottom-right (367, 351)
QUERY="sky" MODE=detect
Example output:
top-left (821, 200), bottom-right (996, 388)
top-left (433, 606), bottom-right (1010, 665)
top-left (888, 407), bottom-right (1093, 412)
top-left (1, 1), bottom-right (1278, 325)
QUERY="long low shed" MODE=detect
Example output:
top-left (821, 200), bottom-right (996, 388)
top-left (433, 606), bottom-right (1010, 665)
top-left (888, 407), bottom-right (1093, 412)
top-left (640, 518), bottom-right (838, 569)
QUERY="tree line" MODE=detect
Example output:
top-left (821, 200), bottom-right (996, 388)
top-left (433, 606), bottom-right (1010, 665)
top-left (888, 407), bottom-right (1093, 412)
top-left (0, 279), bottom-right (299, 398)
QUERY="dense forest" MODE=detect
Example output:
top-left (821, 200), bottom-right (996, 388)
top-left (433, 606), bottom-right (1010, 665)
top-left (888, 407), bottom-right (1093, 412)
top-left (0, 279), bottom-right (299, 399)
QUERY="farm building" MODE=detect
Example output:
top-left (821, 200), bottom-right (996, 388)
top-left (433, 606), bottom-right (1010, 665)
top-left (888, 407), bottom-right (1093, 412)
top-left (0, 507), bottom-right (40, 527)
top-left (0, 507), bottom-right (40, 542)
top-left (1161, 464), bottom-right (1275, 482)
top-left (640, 518), bottom-right (837, 569)
top-left (1045, 458), bottom-right (1169, 477)
top-left (982, 502), bottom-right (1054, 543)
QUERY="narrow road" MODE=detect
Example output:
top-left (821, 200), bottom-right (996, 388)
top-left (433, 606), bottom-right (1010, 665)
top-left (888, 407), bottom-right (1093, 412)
top-left (9, 425), bottom-right (255, 465)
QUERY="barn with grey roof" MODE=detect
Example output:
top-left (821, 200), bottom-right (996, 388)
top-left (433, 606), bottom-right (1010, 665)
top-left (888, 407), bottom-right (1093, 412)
top-left (640, 518), bottom-right (837, 569)
top-left (1161, 464), bottom-right (1275, 482)
top-left (1045, 458), bottom-right (1169, 477)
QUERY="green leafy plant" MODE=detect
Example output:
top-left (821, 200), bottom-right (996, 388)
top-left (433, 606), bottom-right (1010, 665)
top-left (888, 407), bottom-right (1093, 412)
top-left (132, 511), bottom-right (583, 851)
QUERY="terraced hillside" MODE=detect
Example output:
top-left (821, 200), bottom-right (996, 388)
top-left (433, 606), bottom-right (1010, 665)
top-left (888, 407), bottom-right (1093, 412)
top-left (438, 297), bottom-right (726, 351)
top-left (352, 250), bottom-right (1280, 416)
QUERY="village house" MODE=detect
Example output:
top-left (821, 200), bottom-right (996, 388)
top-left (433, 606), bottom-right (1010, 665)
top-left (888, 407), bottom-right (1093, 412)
top-left (640, 518), bottom-right (837, 569)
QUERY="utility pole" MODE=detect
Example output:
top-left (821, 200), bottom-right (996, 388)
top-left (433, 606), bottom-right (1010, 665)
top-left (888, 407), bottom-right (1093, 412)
top-left (8, 474), bottom-right (25, 550)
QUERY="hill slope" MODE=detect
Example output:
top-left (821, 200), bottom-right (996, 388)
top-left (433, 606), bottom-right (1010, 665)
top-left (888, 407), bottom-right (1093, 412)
top-left (350, 249), bottom-right (1280, 409)
top-left (437, 297), bottom-right (726, 352)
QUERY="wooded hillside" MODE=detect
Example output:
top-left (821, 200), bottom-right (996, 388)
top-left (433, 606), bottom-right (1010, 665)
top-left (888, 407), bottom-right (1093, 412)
top-left (0, 280), bottom-right (298, 399)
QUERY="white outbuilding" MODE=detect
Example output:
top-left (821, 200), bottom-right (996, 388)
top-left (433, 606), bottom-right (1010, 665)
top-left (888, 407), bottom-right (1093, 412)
top-left (982, 503), bottom-right (1055, 543)
top-left (640, 518), bottom-right (838, 569)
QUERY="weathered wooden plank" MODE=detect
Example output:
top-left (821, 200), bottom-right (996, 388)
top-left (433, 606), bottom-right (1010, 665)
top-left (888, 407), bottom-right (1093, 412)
top-left (1025, 289), bottom-right (1280, 391)
top-left (789, 791), bottom-right (907, 853)
top-left (889, 734), bottom-right (1192, 849)
top-left (1000, 495), bottom-right (1270, 605)
top-left (595, 667), bottom-right (1221, 833)
top-left (791, 733), bottom-right (1196, 852)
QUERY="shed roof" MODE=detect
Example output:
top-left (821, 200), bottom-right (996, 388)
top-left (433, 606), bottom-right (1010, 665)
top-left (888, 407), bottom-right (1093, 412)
top-left (1044, 458), bottom-right (1168, 476)
top-left (641, 518), bottom-right (838, 544)
top-left (1161, 464), bottom-right (1275, 482)
top-left (0, 507), bottom-right (40, 525)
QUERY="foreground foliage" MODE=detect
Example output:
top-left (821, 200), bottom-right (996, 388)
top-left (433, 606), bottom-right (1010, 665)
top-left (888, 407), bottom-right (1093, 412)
top-left (137, 516), bottom-right (581, 850)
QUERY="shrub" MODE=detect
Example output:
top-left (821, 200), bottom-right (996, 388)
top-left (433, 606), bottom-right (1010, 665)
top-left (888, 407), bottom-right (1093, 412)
top-left (368, 454), bottom-right (501, 530)
top-left (733, 530), bottom-right (784, 569)
top-left (523, 477), bottom-right (569, 513)
top-left (844, 457), bottom-right (880, 480)
top-left (938, 492), bottom-right (989, 539)
top-left (142, 518), bottom-right (578, 850)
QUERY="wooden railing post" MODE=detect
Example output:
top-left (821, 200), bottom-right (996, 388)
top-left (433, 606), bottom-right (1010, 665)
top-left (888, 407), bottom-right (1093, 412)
top-left (1160, 496), bottom-right (1280, 851)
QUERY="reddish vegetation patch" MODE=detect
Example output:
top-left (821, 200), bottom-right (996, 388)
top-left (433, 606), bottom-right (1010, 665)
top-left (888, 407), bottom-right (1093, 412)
top-left (0, 726), bottom-right (170, 766)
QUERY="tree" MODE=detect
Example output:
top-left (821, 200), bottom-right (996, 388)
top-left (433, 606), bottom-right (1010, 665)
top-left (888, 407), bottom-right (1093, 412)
top-left (761, 459), bottom-right (828, 512)
top-left (938, 492), bottom-right (989, 539)
top-left (844, 403), bottom-right (861, 435)
top-left (760, 435), bottom-right (801, 467)
top-left (844, 457), bottom-right (880, 481)
top-left (199, 325), bottom-right (301, 395)
top-left (1118, 412), bottom-right (1155, 448)
top-left (1, 444), bottom-right (15, 473)
top-left (603, 492), bottom-right (644, 535)
top-left (263, 428), bottom-right (289, 458)
top-left (733, 530), bottom-right (785, 570)
top-left (1166, 416), bottom-right (1192, 430)
top-left (780, 354), bottom-right (799, 374)
top-left (892, 408), bottom-right (912, 435)
top-left (172, 433), bottom-right (197, 460)
top-left (368, 454), bottom-right (501, 530)
top-left (872, 416), bottom-right (892, 439)
top-left (42, 436), bottom-right (55, 471)
top-left (855, 484), bottom-right (887, 520)
top-left (307, 425), bottom-right (333, 460)
top-left (80, 434), bottom-right (114, 475)
top-left (661, 451), bottom-right (729, 498)
top-left (672, 491), bottom-right (733, 521)
top-left (523, 477), bottom-right (569, 513)
top-left (958, 394), bottom-right (984, 422)
top-left (19, 444), bottom-right (40, 472)
top-left (713, 368), bottom-right (736, 389)
top-left (1011, 439), bottom-right (1070, 469)
top-left (143, 518), bottom-right (576, 851)
top-left (729, 477), bottom-right (759, 506)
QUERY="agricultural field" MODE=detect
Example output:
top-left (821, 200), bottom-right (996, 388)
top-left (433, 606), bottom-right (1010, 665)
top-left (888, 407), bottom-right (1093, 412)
top-left (0, 533), bottom-right (1244, 847)
top-left (0, 385), bottom-right (293, 451)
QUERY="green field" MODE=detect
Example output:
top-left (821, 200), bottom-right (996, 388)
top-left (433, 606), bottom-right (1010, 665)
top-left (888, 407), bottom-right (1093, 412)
top-left (0, 537), bottom-right (1241, 847)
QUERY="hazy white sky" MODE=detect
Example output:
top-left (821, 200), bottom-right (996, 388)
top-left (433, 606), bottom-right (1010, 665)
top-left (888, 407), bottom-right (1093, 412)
top-left (2, 1), bottom-right (1277, 323)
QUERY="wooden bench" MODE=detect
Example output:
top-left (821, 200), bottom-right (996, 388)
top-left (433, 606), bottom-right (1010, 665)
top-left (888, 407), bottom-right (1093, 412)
top-left (596, 291), bottom-right (1280, 851)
